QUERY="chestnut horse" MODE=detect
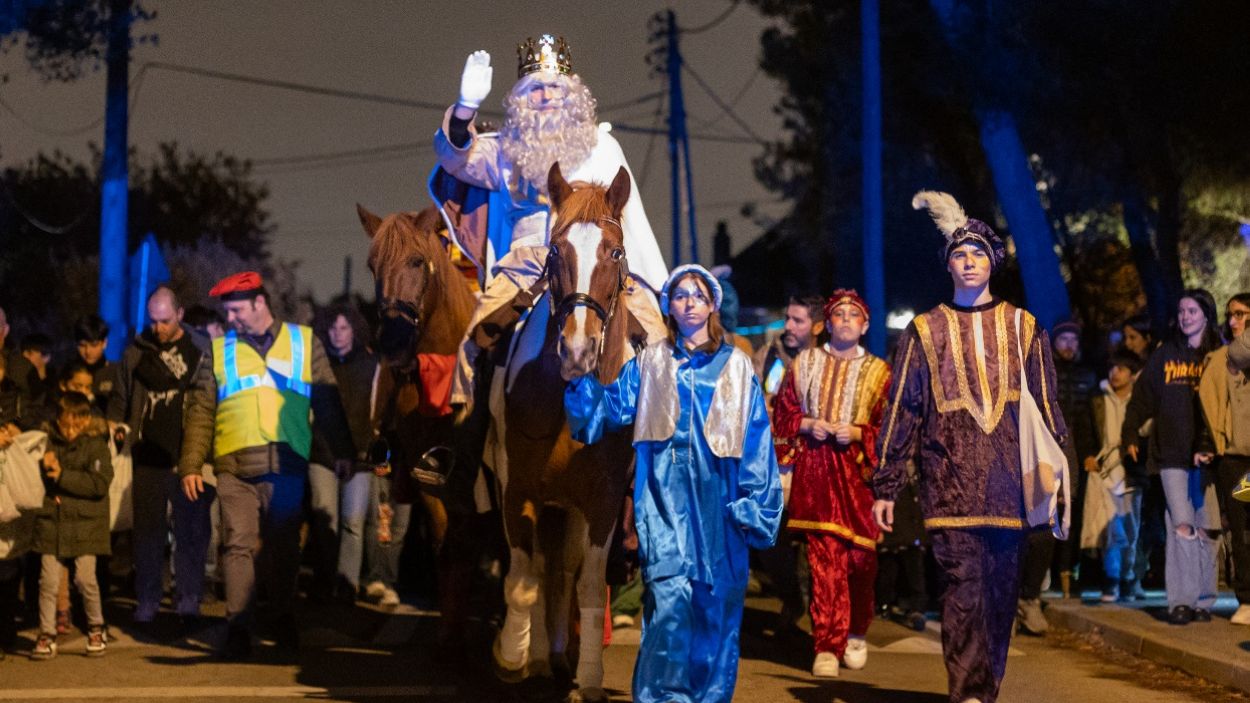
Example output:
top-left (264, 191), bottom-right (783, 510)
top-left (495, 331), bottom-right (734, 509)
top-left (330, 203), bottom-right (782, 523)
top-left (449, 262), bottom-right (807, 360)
top-left (355, 205), bottom-right (481, 642)
top-left (490, 164), bottom-right (652, 702)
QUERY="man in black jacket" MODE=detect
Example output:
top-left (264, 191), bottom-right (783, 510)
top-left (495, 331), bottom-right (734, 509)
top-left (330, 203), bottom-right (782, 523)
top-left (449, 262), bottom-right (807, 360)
top-left (110, 286), bottom-right (213, 629)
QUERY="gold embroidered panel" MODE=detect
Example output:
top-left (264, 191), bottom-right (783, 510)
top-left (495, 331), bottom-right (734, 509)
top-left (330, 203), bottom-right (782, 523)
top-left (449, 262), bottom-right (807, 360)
top-left (913, 304), bottom-right (1032, 435)
top-left (793, 348), bottom-right (889, 427)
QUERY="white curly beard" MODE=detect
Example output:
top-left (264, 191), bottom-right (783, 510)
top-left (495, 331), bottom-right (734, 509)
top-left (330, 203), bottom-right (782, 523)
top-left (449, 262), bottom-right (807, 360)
top-left (499, 74), bottom-right (599, 190)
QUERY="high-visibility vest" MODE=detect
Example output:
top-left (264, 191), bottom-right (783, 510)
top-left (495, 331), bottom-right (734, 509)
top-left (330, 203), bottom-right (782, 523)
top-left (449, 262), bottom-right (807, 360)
top-left (212, 323), bottom-right (314, 459)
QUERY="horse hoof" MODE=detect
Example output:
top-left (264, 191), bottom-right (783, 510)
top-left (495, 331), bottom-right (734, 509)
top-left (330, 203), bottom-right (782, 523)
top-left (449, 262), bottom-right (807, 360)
top-left (569, 687), bottom-right (609, 703)
top-left (491, 636), bottom-right (527, 684)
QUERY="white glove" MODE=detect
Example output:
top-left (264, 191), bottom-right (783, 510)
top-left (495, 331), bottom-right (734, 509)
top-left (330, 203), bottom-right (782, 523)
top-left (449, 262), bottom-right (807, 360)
top-left (458, 50), bottom-right (493, 111)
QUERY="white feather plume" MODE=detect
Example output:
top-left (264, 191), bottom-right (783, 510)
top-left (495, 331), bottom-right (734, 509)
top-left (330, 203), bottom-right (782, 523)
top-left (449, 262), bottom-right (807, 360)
top-left (911, 190), bottom-right (968, 237)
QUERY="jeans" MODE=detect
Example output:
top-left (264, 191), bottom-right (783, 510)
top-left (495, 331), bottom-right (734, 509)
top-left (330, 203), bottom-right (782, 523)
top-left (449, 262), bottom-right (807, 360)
top-left (364, 474), bottom-right (411, 587)
top-left (307, 464), bottom-right (373, 590)
top-left (41, 555), bottom-right (103, 634)
top-left (1159, 466), bottom-right (1219, 610)
top-left (1102, 490), bottom-right (1142, 587)
top-left (133, 465), bottom-right (216, 616)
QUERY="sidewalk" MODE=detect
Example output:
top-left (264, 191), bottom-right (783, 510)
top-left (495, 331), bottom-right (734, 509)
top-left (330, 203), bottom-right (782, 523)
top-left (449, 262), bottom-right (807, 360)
top-left (1045, 591), bottom-right (1250, 694)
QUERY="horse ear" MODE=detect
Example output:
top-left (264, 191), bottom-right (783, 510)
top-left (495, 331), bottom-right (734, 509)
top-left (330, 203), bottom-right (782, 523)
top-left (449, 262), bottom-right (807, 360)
top-left (605, 166), bottom-right (631, 217)
top-left (356, 204), bottom-right (384, 239)
top-left (548, 162), bottom-right (574, 208)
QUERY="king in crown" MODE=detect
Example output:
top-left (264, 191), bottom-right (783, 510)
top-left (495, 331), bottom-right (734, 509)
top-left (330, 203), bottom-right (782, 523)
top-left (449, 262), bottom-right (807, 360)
top-left (429, 32), bottom-right (670, 412)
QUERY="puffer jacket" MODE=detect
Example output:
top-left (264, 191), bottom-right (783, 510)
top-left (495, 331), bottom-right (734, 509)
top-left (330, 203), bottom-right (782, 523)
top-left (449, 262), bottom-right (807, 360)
top-left (32, 420), bottom-right (113, 557)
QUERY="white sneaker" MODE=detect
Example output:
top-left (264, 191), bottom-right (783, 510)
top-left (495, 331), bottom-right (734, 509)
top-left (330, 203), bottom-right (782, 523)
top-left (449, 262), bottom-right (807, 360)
top-left (842, 637), bottom-right (868, 670)
top-left (364, 581), bottom-right (386, 601)
top-left (811, 651), bottom-right (839, 678)
top-left (379, 588), bottom-right (400, 608)
top-left (1231, 604), bottom-right (1250, 625)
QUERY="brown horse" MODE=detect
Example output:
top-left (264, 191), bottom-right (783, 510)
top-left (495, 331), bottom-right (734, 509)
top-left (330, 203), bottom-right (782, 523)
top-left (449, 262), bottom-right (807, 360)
top-left (490, 164), bottom-right (651, 702)
top-left (355, 204), bottom-right (481, 642)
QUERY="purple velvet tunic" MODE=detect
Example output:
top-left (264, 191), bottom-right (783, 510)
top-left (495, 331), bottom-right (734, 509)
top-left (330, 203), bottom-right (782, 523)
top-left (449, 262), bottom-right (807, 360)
top-left (872, 299), bottom-right (1067, 529)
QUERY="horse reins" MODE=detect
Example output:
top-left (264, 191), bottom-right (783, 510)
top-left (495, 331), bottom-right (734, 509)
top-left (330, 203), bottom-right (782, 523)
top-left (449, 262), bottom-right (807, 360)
top-left (548, 216), bottom-right (628, 361)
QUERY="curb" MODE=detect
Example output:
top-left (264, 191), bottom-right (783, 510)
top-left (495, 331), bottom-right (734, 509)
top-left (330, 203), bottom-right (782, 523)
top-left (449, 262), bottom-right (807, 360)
top-left (1045, 603), bottom-right (1250, 695)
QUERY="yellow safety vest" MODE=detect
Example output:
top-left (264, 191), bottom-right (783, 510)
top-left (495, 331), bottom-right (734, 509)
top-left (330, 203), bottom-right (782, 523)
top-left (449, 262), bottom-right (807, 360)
top-left (212, 323), bottom-right (314, 459)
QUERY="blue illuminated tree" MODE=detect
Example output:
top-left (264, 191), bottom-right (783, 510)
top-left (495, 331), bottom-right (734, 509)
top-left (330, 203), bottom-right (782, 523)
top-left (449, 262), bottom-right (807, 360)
top-left (1, 0), bottom-right (155, 358)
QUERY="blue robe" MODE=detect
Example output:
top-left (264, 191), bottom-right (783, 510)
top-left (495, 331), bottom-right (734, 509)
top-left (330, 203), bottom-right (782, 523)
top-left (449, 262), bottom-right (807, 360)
top-left (566, 340), bottom-right (782, 703)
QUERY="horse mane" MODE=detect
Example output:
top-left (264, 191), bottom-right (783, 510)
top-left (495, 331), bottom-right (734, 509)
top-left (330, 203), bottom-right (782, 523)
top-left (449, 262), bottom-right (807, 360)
top-left (552, 183), bottom-right (614, 234)
top-left (368, 207), bottom-right (475, 356)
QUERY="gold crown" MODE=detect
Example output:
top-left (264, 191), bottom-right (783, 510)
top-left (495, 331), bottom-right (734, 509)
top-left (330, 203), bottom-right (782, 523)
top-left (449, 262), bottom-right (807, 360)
top-left (517, 34), bottom-right (572, 78)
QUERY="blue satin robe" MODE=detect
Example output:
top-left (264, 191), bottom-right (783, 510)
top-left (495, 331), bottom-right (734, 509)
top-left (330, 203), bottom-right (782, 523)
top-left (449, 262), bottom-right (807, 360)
top-left (566, 340), bottom-right (782, 703)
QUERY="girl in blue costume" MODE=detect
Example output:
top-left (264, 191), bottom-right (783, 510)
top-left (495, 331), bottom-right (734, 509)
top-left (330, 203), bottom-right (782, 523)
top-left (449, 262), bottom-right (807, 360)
top-left (565, 264), bottom-right (783, 703)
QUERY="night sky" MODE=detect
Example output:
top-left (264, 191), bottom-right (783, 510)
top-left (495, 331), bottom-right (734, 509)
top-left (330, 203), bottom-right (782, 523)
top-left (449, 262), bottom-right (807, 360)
top-left (1, 1), bottom-right (785, 301)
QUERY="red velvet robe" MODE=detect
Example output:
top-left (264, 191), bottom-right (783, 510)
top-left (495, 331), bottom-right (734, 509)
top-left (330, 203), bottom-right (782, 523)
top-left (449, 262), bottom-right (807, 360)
top-left (773, 346), bottom-right (891, 551)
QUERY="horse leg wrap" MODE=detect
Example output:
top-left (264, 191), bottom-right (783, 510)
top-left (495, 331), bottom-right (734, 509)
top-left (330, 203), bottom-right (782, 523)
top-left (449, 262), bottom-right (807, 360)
top-left (497, 555), bottom-right (539, 671)
top-left (576, 606), bottom-right (606, 691)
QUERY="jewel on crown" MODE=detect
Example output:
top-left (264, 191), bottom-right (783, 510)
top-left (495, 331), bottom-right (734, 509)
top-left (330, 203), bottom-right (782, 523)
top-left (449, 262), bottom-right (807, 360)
top-left (517, 34), bottom-right (572, 77)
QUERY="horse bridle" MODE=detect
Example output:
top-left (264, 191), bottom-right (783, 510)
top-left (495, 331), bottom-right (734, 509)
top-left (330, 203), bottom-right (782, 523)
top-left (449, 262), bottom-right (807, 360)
top-left (379, 296), bottom-right (421, 328)
top-left (547, 216), bottom-right (628, 359)
top-left (377, 259), bottom-right (436, 331)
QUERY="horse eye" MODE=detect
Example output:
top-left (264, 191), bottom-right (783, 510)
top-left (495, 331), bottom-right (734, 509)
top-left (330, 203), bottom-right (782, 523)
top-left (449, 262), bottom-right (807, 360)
top-left (408, 256), bottom-right (425, 269)
top-left (610, 248), bottom-right (624, 261)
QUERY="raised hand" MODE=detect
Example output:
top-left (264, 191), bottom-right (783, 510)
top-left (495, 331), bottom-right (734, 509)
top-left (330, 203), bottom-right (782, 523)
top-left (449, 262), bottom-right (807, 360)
top-left (458, 50), bottom-right (493, 111)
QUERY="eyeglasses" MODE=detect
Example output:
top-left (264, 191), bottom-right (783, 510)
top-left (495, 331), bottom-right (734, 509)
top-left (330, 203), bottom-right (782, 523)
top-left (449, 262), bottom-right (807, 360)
top-left (1229, 310), bottom-right (1250, 320)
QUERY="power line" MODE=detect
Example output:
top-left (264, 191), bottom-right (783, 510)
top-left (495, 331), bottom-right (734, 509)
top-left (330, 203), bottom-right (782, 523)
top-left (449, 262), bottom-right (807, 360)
top-left (0, 177), bottom-right (89, 235)
top-left (612, 122), bottom-right (757, 144)
top-left (0, 93), bottom-right (104, 137)
top-left (679, 0), bottom-right (741, 35)
top-left (253, 150), bottom-right (431, 176)
top-left (598, 90), bottom-right (665, 113)
top-left (140, 60), bottom-right (495, 116)
top-left (0, 63), bottom-right (150, 137)
top-left (142, 61), bottom-right (663, 121)
top-left (637, 88), bottom-right (667, 188)
top-left (681, 60), bottom-right (768, 146)
top-left (251, 142), bottom-right (430, 167)
top-left (694, 66), bottom-right (760, 129)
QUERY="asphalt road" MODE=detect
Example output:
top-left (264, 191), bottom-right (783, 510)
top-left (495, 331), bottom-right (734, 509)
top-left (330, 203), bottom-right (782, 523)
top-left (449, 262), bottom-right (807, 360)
top-left (0, 595), bottom-right (1244, 702)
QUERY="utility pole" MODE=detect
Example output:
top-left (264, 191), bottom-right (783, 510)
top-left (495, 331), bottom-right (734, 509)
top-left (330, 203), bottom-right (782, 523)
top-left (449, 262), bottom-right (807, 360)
top-left (649, 10), bottom-right (698, 266)
top-left (99, 0), bottom-right (130, 359)
top-left (862, 0), bottom-right (885, 355)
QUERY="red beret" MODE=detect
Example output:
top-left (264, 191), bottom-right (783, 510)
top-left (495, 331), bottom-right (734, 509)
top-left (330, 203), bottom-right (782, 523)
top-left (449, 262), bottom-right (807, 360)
top-left (209, 271), bottom-right (264, 299)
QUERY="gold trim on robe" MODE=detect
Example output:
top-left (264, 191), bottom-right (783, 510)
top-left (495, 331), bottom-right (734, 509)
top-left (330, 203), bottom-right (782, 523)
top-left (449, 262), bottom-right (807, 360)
top-left (912, 303), bottom-right (1033, 435)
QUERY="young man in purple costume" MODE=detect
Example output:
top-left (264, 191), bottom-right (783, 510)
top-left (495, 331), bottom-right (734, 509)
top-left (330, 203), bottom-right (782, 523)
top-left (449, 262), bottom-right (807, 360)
top-left (872, 191), bottom-right (1068, 703)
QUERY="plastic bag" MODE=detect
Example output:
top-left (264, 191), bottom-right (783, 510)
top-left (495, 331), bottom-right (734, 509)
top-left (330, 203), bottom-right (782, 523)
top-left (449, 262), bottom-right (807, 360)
top-left (109, 441), bottom-right (134, 532)
top-left (1, 431), bottom-right (47, 514)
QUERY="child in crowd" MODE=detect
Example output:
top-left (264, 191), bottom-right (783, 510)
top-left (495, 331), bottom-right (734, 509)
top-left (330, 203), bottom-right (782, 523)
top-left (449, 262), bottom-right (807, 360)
top-left (30, 392), bottom-right (113, 660)
top-left (1082, 351), bottom-right (1145, 602)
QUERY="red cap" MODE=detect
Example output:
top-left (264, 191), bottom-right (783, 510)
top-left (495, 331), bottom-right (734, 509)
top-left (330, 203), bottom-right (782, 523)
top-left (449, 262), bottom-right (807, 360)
top-left (823, 288), bottom-right (870, 323)
top-left (209, 271), bottom-right (264, 299)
